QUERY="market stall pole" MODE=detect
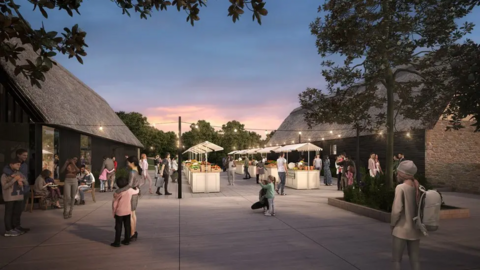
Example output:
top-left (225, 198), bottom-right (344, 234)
top-left (178, 116), bottom-right (182, 199)
top-left (183, 141), bottom-right (223, 193)
top-left (274, 143), bottom-right (323, 190)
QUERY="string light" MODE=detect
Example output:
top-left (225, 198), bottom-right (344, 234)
top-left (338, 134), bottom-right (341, 138)
top-left (322, 138), bottom-right (325, 140)
top-left (406, 132), bottom-right (411, 137)
top-left (291, 140), bottom-right (294, 143)
top-left (329, 131), bottom-right (333, 134)
top-left (234, 129), bottom-right (237, 132)
top-left (298, 132), bottom-right (302, 135)
top-left (99, 126), bottom-right (103, 131)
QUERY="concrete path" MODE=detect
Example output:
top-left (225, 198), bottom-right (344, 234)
top-left (1, 171), bottom-right (480, 270)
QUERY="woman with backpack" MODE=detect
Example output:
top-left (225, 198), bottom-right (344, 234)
top-left (391, 160), bottom-right (422, 270)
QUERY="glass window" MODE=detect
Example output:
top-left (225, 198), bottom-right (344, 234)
top-left (42, 126), bottom-right (55, 174)
top-left (80, 135), bottom-right (92, 170)
top-left (330, 144), bottom-right (337, 155)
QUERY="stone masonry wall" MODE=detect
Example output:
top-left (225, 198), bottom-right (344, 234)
top-left (425, 120), bottom-right (480, 193)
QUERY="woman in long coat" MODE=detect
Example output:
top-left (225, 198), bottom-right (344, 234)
top-left (323, 156), bottom-right (332, 186)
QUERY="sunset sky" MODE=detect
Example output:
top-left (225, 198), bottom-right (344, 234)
top-left (19, 1), bottom-right (480, 136)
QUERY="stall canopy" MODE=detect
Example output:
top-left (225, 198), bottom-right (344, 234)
top-left (235, 150), bottom-right (248, 155)
top-left (274, 143), bottom-right (322, 153)
top-left (256, 146), bottom-right (280, 154)
top-left (183, 141), bottom-right (224, 154)
top-left (228, 150), bottom-right (238, 155)
top-left (245, 148), bottom-right (260, 154)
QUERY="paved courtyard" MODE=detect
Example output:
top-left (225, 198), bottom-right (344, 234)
top-left (1, 171), bottom-right (480, 270)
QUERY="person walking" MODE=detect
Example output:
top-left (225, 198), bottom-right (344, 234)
top-left (153, 155), bottom-right (160, 181)
top-left (313, 155), bottom-right (322, 185)
top-left (276, 153), bottom-right (288, 196)
top-left (61, 157), bottom-right (80, 219)
top-left (256, 159), bottom-right (266, 184)
top-left (323, 155), bottom-right (332, 186)
top-left (391, 160), bottom-right (422, 270)
top-left (243, 156), bottom-right (251, 179)
top-left (158, 153), bottom-right (172, 195)
top-left (227, 156), bottom-right (236, 186)
top-left (140, 154), bottom-right (153, 194)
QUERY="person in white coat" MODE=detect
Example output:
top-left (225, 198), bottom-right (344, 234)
top-left (368, 153), bottom-right (377, 178)
top-left (140, 154), bottom-right (153, 194)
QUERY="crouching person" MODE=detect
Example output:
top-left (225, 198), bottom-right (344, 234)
top-left (259, 175), bottom-right (276, 217)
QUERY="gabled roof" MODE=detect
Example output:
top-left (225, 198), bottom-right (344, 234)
top-left (269, 70), bottom-right (442, 145)
top-left (0, 39), bottom-right (143, 148)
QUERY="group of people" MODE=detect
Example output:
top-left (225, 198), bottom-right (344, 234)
top-left (368, 153), bottom-right (383, 178)
top-left (152, 153), bottom-right (179, 196)
top-left (313, 155), bottom-right (333, 186)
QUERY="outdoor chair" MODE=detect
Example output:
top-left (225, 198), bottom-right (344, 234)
top-left (24, 189), bottom-right (46, 213)
top-left (84, 184), bottom-right (96, 203)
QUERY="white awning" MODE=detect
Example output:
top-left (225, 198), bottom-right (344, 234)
top-left (245, 148), bottom-right (260, 154)
top-left (183, 141), bottom-right (224, 154)
top-left (256, 146), bottom-right (280, 154)
top-left (274, 143), bottom-right (322, 153)
top-left (228, 150), bottom-right (238, 155)
top-left (235, 150), bottom-right (248, 155)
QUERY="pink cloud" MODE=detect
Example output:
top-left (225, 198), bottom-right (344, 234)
top-left (142, 103), bottom-right (296, 135)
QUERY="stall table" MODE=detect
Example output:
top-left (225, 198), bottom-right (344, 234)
top-left (189, 170), bottom-right (221, 193)
top-left (265, 167), bottom-right (279, 181)
top-left (248, 166), bottom-right (256, 178)
top-left (285, 170), bottom-right (320, 189)
top-left (235, 164), bottom-right (244, 175)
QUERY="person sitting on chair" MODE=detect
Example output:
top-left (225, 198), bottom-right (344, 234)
top-left (75, 169), bottom-right (95, 205)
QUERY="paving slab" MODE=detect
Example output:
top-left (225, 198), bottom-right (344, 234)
top-left (0, 170), bottom-right (479, 270)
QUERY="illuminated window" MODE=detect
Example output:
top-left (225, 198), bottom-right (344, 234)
top-left (42, 126), bottom-right (55, 173)
top-left (330, 144), bottom-right (337, 155)
top-left (80, 135), bottom-right (92, 170)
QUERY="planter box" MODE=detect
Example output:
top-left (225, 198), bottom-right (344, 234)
top-left (328, 198), bottom-right (470, 223)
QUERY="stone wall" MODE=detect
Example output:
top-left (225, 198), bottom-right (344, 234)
top-left (425, 120), bottom-right (480, 193)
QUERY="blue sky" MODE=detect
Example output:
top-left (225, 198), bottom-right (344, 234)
top-left (17, 1), bottom-right (480, 134)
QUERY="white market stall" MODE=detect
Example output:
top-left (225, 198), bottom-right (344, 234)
top-left (234, 150), bottom-right (248, 175)
top-left (183, 141), bottom-right (223, 193)
top-left (245, 148), bottom-right (260, 176)
top-left (274, 143), bottom-right (323, 190)
top-left (257, 146), bottom-right (280, 180)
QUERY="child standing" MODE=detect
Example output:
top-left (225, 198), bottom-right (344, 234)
top-left (259, 175), bottom-right (276, 216)
top-left (111, 177), bottom-right (139, 247)
top-left (1, 160), bottom-right (28, 237)
top-left (99, 167), bottom-right (114, 193)
top-left (346, 165), bottom-right (354, 186)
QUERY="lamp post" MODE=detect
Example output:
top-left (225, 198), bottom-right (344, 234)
top-left (298, 131), bottom-right (302, 143)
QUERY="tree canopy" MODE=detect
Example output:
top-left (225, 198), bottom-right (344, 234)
top-left (116, 111), bottom-right (177, 157)
top-left (302, 0), bottom-right (478, 186)
top-left (443, 40), bottom-right (480, 132)
top-left (0, 0), bottom-right (268, 88)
